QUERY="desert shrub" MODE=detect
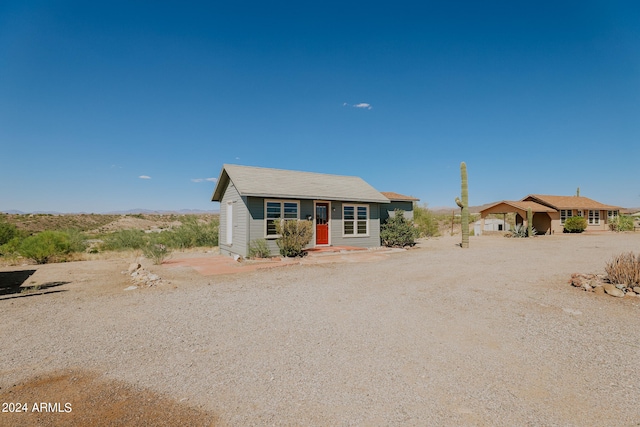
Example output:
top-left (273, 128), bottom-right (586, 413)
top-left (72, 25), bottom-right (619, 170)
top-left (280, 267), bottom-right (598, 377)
top-left (413, 205), bottom-right (439, 237)
top-left (248, 239), bottom-right (271, 258)
top-left (609, 215), bottom-right (634, 232)
top-left (0, 236), bottom-right (23, 259)
top-left (143, 242), bottom-right (172, 265)
top-left (101, 229), bottom-right (147, 251)
top-left (168, 216), bottom-right (219, 249)
top-left (274, 220), bottom-right (313, 257)
top-left (63, 228), bottom-right (89, 253)
top-left (605, 252), bottom-right (640, 286)
top-left (506, 224), bottom-right (537, 238)
top-left (563, 216), bottom-right (587, 233)
top-left (19, 231), bottom-right (72, 264)
top-left (0, 220), bottom-right (18, 246)
top-left (381, 210), bottom-right (419, 247)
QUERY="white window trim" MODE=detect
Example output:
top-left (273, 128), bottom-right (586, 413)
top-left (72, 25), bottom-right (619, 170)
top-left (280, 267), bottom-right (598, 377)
top-left (264, 199), bottom-right (300, 238)
top-left (588, 210), bottom-right (600, 225)
top-left (607, 210), bottom-right (619, 219)
top-left (226, 202), bottom-right (233, 245)
top-left (560, 209), bottom-right (573, 224)
top-left (343, 204), bottom-right (369, 237)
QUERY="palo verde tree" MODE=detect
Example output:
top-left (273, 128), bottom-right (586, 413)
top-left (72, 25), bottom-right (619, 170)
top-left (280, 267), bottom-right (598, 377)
top-left (455, 161), bottom-right (469, 248)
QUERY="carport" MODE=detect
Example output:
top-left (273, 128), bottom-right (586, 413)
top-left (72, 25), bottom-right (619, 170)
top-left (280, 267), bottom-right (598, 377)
top-left (479, 200), bottom-right (556, 235)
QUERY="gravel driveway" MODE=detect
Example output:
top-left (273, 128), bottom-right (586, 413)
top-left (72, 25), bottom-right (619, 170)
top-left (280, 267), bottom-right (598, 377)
top-left (2, 233), bottom-right (639, 426)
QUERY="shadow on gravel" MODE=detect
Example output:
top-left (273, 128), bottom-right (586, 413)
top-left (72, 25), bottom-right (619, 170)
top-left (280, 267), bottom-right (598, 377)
top-left (0, 270), bottom-right (69, 300)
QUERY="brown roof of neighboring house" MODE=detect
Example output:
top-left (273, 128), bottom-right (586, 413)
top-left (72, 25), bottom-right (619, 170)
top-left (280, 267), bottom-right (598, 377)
top-left (524, 195), bottom-right (621, 210)
top-left (481, 200), bottom-right (556, 213)
top-left (380, 192), bottom-right (420, 202)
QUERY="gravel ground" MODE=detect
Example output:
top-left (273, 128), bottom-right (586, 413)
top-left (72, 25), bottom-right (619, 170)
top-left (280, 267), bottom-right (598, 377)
top-left (1, 233), bottom-right (639, 426)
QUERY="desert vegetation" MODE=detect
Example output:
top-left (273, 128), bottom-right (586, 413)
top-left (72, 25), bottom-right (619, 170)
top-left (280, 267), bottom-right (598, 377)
top-left (609, 215), bottom-right (634, 232)
top-left (0, 213), bottom-right (219, 265)
top-left (274, 220), bottom-right (313, 257)
top-left (563, 216), bottom-right (588, 233)
top-left (381, 210), bottom-right (419, 247)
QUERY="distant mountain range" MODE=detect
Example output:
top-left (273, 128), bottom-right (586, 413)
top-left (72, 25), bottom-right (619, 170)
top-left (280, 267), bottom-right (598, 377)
top-left (1, 208), bottom-right (220, 215)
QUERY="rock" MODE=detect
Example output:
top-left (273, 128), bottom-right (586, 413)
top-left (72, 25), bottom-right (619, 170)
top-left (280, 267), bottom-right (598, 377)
top-left (615, 283), bottom-right (627, 290)
top-left (128, 263), bottom-right (141, 273)
top-left (124, 286), bottom-right (138, 291)
top-left (147, 273), bottom-right (160, 281)
top-left (624, 291), bottom-right (636, 297)
top-left (582, 283), bottom-right (593, 291)
top-left (603, 284), bottom-right (625, 298)
top-left (633, 286), bottom-right (640, 294)
top-left (593, 286), bottom-right (605, 295)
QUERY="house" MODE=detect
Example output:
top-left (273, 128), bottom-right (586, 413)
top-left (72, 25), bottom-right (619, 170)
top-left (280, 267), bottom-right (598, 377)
top-left (211, 165), bottom-right (417, 257)
top-left (380, 192), bottom-right (420, 222)
top-left (479, 194), bottom-right (622, 235)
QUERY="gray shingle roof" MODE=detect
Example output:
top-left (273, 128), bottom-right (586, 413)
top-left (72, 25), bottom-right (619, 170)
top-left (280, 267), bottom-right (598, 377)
top-left (212, 164), bottom-right (390, 203)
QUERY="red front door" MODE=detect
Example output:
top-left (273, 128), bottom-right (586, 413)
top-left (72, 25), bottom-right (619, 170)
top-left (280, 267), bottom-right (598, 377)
top-left (316, 203), bottom-right (329, 245)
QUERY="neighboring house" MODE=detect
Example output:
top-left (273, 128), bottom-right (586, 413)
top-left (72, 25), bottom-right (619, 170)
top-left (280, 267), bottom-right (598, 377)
top-left (473, 218), bottom-right (509, 235)
top-left (380, 192), bottom-right (420, 222)
top-left (479, 194), bottom-right (621, 235)
top-left (211, 165), bottom-right (416, 257)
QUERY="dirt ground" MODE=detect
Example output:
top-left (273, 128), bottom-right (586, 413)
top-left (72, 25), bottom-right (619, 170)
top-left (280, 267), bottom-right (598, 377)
top-left (1, 233), bottom-right (639, 426)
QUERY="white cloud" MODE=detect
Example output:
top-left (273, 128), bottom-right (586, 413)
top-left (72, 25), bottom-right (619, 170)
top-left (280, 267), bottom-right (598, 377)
top-left (139, 175), bottom-right (151, 179)
top-left (343, 102), bottom-right (373, 110)
top-left (191, 178), bottom-right (217, 183)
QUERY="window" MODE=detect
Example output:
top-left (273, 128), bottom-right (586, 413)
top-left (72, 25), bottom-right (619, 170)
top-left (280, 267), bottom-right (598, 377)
top-left (588, 210), bottom-right (600, 225)
top-left (576, 210), bottom-right (583, 218)
top-left (560, 209), bottom-right (573, 224)
top-left (265, 200), bottom-right (299, 237)
top-left (608, 210), bottom-right (619, 220)
top-left (343, 204), bottom-right (368, 236)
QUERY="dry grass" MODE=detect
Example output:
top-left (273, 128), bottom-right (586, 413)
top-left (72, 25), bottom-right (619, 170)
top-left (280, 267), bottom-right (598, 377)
top-left (605, 251), bottom-right (640, 285)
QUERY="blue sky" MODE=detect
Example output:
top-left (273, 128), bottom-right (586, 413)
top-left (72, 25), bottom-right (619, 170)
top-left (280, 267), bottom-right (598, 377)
top-left (1, 1), bottom-right (639, 213)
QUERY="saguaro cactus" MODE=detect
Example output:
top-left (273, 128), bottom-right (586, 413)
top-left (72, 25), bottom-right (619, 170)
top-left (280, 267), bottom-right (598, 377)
top-left (527, 208), bottom-right (533, 237)
top-left (455, 162), bottom-right (469, 248)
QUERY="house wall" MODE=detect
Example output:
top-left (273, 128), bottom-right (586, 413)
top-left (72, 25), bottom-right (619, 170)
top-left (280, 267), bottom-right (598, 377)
top-left (218, 181), bottom-right (249, 257)
top-left (246, 197), bottom-right (314, 256)
top-left (380, 201), bottom-right (414, 223)
top-left (218, 195), bottom-right (385, 257)
top-left (550, 210), bottom-right (613, 234)
top-left (330, 201), bottom-right (382, 249)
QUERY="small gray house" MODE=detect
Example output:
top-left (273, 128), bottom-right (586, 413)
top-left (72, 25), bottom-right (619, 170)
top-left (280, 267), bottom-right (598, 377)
top-left (211, 164), bottom-right (418, 257)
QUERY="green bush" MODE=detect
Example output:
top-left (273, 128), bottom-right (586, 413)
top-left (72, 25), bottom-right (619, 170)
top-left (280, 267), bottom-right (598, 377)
top-left (413, 205), bottom-right (440, 237)
top-left (19, 231), bottom-right (72, 264)
top-left (63, 228), bottom-right (89, 253)
top-left (248, 239), bottom-right (271, 258)
top-left (167, 216), bottom-right (219, 249)
top-left (0, 220), bottom-right (18, 246)
top-left (564, 216), bottom-right (587, 233)
top-left (0, 236), bottom-right (23, 258)
top-left (275, 220), bottom-right (313, 257)
top-left (609, 215), bottom-right (634, 232)
top-left (101, 229), bottom-right (147, 251)
top-left (381, 210), bottom-right (419, 247)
